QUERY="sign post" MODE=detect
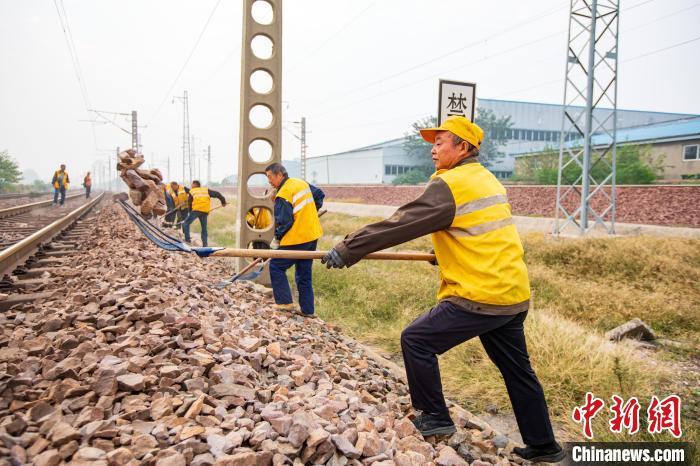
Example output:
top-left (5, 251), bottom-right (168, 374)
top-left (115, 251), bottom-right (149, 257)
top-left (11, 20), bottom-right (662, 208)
top-left (437, 79), bottom-right (476, 124)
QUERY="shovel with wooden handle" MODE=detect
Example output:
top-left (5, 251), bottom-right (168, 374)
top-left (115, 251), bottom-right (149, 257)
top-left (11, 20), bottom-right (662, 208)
top-left (215, 207), bottom-right (330, 288)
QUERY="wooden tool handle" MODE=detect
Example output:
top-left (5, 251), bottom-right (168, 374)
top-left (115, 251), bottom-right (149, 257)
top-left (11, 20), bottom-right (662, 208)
top-left (211, 248), bottom-right (435, 262)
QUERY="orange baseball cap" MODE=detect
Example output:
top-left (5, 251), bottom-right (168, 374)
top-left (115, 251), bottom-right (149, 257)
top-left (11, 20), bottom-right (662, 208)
top-left (419, 116), bottom-right (484, 149)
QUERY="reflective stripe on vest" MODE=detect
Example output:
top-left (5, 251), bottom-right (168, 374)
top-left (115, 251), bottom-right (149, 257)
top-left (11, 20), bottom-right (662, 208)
top-left (431, 163), bottom-right (530, 308)
top-left (275, 178), bottom-right (323, 246)
top-left (190, 187), bottom-right (211, 213)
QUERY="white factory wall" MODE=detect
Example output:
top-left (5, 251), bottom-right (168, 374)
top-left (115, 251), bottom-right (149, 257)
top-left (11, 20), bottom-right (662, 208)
top-left (307, 148), bottom-right (384, 184)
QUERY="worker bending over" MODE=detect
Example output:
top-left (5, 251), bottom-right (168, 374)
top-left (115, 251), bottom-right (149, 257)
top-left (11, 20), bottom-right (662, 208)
top-left (164, 181), bottom-right (189, 229)
top-left (322, 116), bottom-right (564, 463)
top-left (183, 180), bottom-right (226, 247)
top-left (51, 164), bottom-right (70, 206)
top-left (265, 163), bottom-right (324, 317)
top-left (246, 206), bottom-right (273, 249)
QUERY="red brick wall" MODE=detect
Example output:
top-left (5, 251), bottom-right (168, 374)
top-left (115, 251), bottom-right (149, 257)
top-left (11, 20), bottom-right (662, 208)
top-left (319, 185), bottom-right (700, 228)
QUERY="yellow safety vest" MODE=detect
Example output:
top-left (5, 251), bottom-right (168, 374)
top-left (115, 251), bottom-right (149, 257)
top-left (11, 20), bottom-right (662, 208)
top-left (431, 163), bottom-right (530, 308)
top-left (54, 171), bottom-right (69, 189)
top-left (275, 178), bottom-right (323, 246)
top-left (189, 187), bottom-right (211, 213)
top-left (176, 187), bottom-right (188, 209)
top-left (165, 185), bottom-right (188, 209)
top-left (246, 207), bottom-right (272, 230)
top-left (164, 184), bottom-right (176, 201)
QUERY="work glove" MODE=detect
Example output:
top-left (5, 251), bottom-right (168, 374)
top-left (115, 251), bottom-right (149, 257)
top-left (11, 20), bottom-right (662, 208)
top-left (270, 237), bottom-right (280, 250)
top-left (321, 247), bottom-right (346, 269)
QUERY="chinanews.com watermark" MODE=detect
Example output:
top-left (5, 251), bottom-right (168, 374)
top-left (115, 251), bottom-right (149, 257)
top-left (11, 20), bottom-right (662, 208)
top-left (561, 392), bottom-right (695, 465)
top-left (562, 442), bottom-right (694, 465)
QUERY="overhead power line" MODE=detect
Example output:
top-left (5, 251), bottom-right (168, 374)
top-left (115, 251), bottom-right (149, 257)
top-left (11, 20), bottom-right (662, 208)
top-left (304, 0), bottom-right (678, 120)
top-left (288, 0), bottom-right (377, 74)
top-left (300, 2), bottom-right (569, 112)
top-left (146, 0), bottom-right (223, 130)
top-left (52, 0), bottom-right (99, 159)
top-left (622, 35), bottom-right (700, 63)
top-left (53, 0), bottom-right (90, 108)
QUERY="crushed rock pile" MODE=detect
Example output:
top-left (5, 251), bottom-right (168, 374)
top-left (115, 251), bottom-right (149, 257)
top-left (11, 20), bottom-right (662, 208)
top-left (0, 202), bottom-right (523, 466)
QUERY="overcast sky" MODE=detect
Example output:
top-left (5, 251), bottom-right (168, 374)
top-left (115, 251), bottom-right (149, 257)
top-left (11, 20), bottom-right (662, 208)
top-left (1, 0), bottom-right (698, 184)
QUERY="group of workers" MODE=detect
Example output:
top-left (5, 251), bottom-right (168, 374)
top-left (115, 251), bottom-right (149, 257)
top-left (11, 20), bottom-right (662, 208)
top-left (50, 165), bottom-right (93, 205)
top-left (162, 180), bottom-right (227, 247)
top-left (51, 115), bottom-right (562, 462)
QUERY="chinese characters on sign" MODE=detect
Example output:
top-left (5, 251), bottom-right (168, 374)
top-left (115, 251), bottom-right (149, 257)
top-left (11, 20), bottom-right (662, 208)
top-left (572, 393), bottom-right (682, 439)
top-left (438, 80), bottom-right (476, 125)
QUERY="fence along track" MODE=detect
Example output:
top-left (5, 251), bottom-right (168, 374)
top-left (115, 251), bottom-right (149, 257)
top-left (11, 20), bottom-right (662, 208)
top-left (0, 193), bottom-right (104, 309)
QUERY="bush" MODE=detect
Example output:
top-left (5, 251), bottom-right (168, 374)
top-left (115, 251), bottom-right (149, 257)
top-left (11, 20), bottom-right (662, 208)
top-left (391, 168), bottom-right (429, 185)
top-left (516, 144), bottom-right (661, 185)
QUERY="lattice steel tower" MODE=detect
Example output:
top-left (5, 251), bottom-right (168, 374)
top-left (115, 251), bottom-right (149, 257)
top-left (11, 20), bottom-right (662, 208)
top-left (174, 91), bottom-right (192, 184)
top-left (554, 0), bottom-right (620, 235)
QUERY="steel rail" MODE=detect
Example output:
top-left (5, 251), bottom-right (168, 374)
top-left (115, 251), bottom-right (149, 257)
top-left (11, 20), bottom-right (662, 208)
top-left (0, 193), bottom-right (104, 277)
top-left (0, 193), bottom-right (84, 219)
top-left (0, 192), bottom-right (51, 200)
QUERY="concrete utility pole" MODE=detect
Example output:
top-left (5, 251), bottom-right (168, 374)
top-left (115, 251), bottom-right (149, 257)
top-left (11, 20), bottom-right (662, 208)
top-left (131, 111), bottom-right (138, 151)
top-left (207, 145), bottom-right (211, 185)
top-left (236, 0), bottom-right (282, 284)
top-left (173, 91), bottom-right (191, 184)
top-left (290, 117), bottom-right (308, 179)
top-left (554, 0), bottom-right (619, 235)
top-left (191, 135), bottom-right (197, 181)
top-left (114, 146), bottom-right (121, 190)
top-left (300, 117), bottom-right (307, 180)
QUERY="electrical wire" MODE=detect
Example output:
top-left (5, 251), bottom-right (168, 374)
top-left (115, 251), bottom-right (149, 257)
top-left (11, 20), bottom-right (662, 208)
top-left (52, 0), bottom-right (99, 163)
top-left (622, 35), bottom-right (700, 63)
top-left (146, 0), bottom-right (223, 130)
top-left (287, 0), bottom-right (378, 74)
top-left (303, 0), bottom-right (680, 120)
top-left (299, 2), bottom-right (569, 113)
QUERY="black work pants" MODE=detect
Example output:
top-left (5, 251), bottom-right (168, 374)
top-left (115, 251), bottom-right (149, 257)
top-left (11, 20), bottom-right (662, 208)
top-left (400, 300), bottom-right (555, 446)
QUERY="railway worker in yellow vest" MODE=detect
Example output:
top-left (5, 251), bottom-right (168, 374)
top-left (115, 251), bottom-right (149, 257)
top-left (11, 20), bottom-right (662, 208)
top-left (265, 163), bottom-right (324, 317)
top-left (183, 180), bottom-right (226, 247)
top-left (321, 116), bottom-right (564, 463)
top-left (51, 164), bottom-right (70, 207)
top-left (246, 206), bottom-right (273, 249)
top-left (164, 181), bottom-right (189, 229)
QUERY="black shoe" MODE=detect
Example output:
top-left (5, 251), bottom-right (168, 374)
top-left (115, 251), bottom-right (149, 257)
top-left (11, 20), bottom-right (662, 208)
top-left (513, 442), bottom-right (566, 463)
top-left (411, 412), bottom-right (456, 436)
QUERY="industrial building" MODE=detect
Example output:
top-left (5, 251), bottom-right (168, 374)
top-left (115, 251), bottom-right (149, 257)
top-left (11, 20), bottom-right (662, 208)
top-left (306, 98), bottom-right (696, 183)
top-left (514, 116), bottom-right (700, 181)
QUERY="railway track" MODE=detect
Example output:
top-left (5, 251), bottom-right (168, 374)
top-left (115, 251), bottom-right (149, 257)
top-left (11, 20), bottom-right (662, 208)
top-left (0, 192), bottom-right (104, 310)
top-left (0, 191), bottom-right (50, 200)
top-left (0, 193), bottom-right (86, 249)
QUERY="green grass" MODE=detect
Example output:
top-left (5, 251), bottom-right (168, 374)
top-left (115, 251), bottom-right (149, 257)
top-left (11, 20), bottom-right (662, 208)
top-left (205, 204), bottom-right (699, 445)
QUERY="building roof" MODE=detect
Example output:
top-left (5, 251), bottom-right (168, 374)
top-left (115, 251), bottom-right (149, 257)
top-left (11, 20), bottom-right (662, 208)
top-left (309, 137), bottom-right (405, 159)
top-left (592, 116), bottom-right (700, 145)
top-left (513, 117), bottom-right (700, 157)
